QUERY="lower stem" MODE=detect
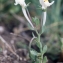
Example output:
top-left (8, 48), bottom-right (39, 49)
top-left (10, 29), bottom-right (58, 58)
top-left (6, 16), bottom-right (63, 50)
top-left (38, 34), bottom-right (43, 63)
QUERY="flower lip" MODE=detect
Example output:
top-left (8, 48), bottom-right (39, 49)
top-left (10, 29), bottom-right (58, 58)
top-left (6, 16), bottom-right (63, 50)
top-left (39, 0), bottom-right (54, 9)
top-left (14, 0), bottom-right (26, 7)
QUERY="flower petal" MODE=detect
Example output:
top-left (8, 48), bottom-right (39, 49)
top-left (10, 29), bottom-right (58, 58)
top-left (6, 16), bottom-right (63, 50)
top-left (44, 1), bottom-right (54, 6)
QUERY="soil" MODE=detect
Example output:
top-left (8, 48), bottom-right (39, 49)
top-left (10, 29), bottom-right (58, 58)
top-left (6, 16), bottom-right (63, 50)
top-left (0, 30), bottom-right (63, 63)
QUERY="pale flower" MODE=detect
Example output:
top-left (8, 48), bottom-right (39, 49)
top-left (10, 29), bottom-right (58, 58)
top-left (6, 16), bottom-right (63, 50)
top-left (39, 0), bottom-right (54, 26)
top-left (39, 0), bottom-right (54, 9)
top-left (14, 0), bottom-right (34, 28)
top-left (14, 0), bottom-right (26, 8)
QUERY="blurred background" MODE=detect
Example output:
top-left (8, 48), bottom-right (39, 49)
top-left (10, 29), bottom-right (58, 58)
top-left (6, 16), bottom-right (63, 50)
top-left (0, 0), bottom-right (63, 63)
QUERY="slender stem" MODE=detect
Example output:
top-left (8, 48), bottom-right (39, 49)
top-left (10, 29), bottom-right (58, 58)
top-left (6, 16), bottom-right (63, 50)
top-left (29, 37), bottom-right (37, 50)
top-left (38, 34), bottom-right (43, 63)
top-left (40, 12), bottom-right (43, 34)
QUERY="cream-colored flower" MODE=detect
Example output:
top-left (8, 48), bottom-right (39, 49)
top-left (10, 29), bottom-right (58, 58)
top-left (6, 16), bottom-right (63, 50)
top-left (14, 0), bottom-right (34, 28)
top-left (39, 0), bottom-right (54, 26)
top-left (39, 0), bottom-right (54, 9)
top-left (14, 0), bottom-right (26, 8)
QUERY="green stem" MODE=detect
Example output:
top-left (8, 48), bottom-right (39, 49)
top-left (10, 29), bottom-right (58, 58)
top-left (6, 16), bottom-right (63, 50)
top-left (40, 12), bottom-right (43, 34)
top-left (38, 34), bottom-right (43, 63)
